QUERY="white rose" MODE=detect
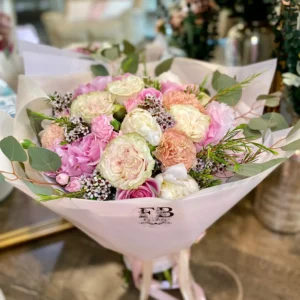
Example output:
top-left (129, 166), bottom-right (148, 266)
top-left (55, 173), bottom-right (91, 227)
top-left (155, 164), bottom-right (199, 200)
top-left (121, 108), bottom-right (162, 146)
top-left (107, 75), bottom-right (144, 105)
top-left (157, 71), bottom-right (182, 84)
top-left (70, 91), bottom-right (114, 123)
top-left (169, 104), bottom-right (210, 142)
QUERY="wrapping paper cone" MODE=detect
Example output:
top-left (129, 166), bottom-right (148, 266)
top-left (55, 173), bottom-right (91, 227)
top-left (1, 61), bottom-right (298, 261)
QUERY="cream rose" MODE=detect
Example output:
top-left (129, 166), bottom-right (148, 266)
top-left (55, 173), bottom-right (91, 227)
top-left (169, 104), bottom-right (210, 142)
top-left (121, 108), bottom-right (162, 146)
top-left (97, 133), bottom-right (155, 190)
top-left (107, 75), bottom-right (144, 105)
top-left (70, 91), bottom-right (114, 123)
top-left (155, 164), bottom-right (199, 200)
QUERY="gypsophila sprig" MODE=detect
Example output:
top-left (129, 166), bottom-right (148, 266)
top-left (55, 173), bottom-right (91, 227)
top-left (47, 91), bottom-right (73, 117)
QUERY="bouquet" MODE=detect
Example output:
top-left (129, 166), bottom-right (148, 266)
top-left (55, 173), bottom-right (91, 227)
top-left (1, 58), bottom-right (300, 300)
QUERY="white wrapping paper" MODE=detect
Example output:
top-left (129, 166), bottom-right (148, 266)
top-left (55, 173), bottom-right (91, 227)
top-left (1, 59), bottom-right (297, 261)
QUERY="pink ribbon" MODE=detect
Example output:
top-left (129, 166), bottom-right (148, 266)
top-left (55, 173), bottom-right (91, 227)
top-left (130, 233), bottom-right (207, 300)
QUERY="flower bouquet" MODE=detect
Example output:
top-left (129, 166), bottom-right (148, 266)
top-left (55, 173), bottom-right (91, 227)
top-left (1, 58), bottom-right (300, 300)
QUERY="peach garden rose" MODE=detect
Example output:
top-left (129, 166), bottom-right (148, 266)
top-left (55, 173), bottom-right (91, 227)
top-left (97, 133), bottom-right (155, 190)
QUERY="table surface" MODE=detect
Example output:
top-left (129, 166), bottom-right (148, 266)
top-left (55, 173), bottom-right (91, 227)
top-left (0, 192), bottom-right (299, 300)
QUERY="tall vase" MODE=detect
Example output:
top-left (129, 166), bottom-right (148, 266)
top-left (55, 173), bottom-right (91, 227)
top-left (254, 154), bottom-right (300, 233)
top-left (225, 21), bottom-right (275, 66)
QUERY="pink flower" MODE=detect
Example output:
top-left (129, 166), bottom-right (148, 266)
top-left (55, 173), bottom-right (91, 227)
top-left (124, 97), bottom-right (141, 112)
top-left (139, 88), bottom-right (162, 100)
top-left (40, 123), bottom-right (65, 149)
top-left (91, 115), bottom-right (114, 142)
top-left (161, 81), bottom-right (184, 94)
top-left (196, 101), bottom-right (235, 150)
top-left (65, 177), bottom-right (82, 192)
top-left (56, 173), bottom-right (69, 185)
top-left (113, 73), bottom-right (131, 81)
top-left (55, 134), bottom-right (105, 177)
top-left (73, 76), bottom-right (113, 99)
top-left (116, 178), bottom-right (160, 200)
top-left (108, 131), bottom-right (120, 142)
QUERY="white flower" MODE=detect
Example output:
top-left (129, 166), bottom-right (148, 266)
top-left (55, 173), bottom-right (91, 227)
top-left (121, 108), bottom-right (162, 146)
top-left (107, 75), bottom-right (144, 105)
top-left (155, 164), bottom-right (199, 200)
top-left (169, 104), bottom-right (210, 142)
top-left (70, 91), bottom-right (114, 123)
top-left (282, 73), bottom-right (300, 87)
top-left (97, 133), bottom-right (155, 190)
top-left (157, 71), bottom-right (182, 84)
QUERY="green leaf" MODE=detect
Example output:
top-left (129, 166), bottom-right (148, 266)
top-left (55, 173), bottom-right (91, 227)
top-left (281, 139), bottom-right (300, 151)
top-left (257, 92), bottom-right (280, 107)
top-left (123, 40), bottom-right (136, 55)
top-left (287, 120), bottom-right (300, 139)
top-left (26, 108), bottom-right (55, 136)
top-left (243, 126), bottom-right (262, 140)
top-left (155, 58), bottom-right (174, 77)
top-left (113, 105), bottom-right (127, 122)
top-left (91, 64), bottom-right (109, 76)
top-left (24, 181), bottom-right (53, 196)
top-left (212, 71), bottom-right (242, 106)
top-left (21, 139), bottom-right (36, 150)
top-left (228, 158), bottom-right (286, 177)
top-left (101, 46), bottom-right (120, 61)
top-left (0, 173), bottom-right (5, 183)
top-left (0, 136), bottom-right (27, 162)
top-left (249, 113), bottom-right (289, 132)
top-left (28, 147), bottom-right (61, 172)
top-left (110, 119), bottom-right (121, 131)
top-left (121, 53), bottom-right (139, 74)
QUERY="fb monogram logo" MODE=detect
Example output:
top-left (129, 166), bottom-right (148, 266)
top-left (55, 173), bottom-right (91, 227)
top-left (138, 207), bottom-right (174, 226)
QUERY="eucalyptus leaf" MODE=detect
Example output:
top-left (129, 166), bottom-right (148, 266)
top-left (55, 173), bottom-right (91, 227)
top-left (287, 119), bottom-right (300, 139)
top-left (281, 139), bottom-right (300, 151)
top-left (0, 173), bottom-right (5, 183)
top-left (249, 113), bottom-right (288, 132)
top-left (243, 126), bottom-right (262, 140)
top-left (28, 147), bottom-right (61, 172)
top-left (91, 64), bottom-right (109, 76)
top-left (257, 92), bottom-right (281, 107)
top-left (123, 40), bottom-right (136, 55)
top-left (155, 58), bottom-right (174, 77)
top-left (101, 46), bottom-right (120, 61)
top-left (25, 181), bottom-right (53, 196)
top-left (229, 158), bottom-right (286, 177)
top-left (121, 53), bottom-right (139, 74)
top-left (0, 136), bottom-right (27, 162)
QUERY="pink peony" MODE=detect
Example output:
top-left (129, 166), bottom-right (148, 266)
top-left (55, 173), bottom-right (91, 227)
top-left (161, 81), bottom-right (184, 94)
top-left (73, 76), bottom-right (113, 99)
top-left (55, 134), bottom-right (105, 177)
top-left (56, 173), bottom-right (69, 185)
top-left (139, 88), bottom-right (162, 100)
top-left (65, 177), bottom-right (82, 192)
top-left (91, 115), bottom-right (114, 142)
top-left (116, 178), bottom-right (160, 200)
top-left (124, 97), bottom-right (141, 112)
top-left (196, 101), bottom-right (235, 150)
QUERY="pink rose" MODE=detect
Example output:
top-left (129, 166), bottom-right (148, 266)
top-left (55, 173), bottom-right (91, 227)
top-left (73, 76), bottom-right (113, 99)
top-left (139, 88), bottom-right (162, 100)
top-left (65, 177), bottom-right (82, 192)
top-left (112, 73), bottom-right (131, 81)
top-left (116, 178), bottom-right (160, 200)
top-left (161, 81), bottom-right (184, 94)
top-left (55, 134), bottom-right (105, 177)
top-left (196, 101), bottom-right (235, 150)
top-left (124, 97), bottom-right (141, 112)
top-left (91, 115), bottom-right (114, 142)
top-left (56, 173), bottom-right (69, 185)
top-left (108, 131), bottom-right (120, 142)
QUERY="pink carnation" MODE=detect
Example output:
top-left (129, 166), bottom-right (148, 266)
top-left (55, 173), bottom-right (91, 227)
top-left (91, 115), bottom-right (114, 142)
top-left (124, 97), bottom-right (141, 112)
top-left (73, 76), bottom-right (112, 99)
top-left (56, 173), bottom-right (69, 185)
top-left (65, 177), bottom-right (81, 192)
top-left (161, 81), bottom-right (184, 94)
top-left (139, 88), bottom-right (162, 100)
top-left (196, 101), bottom-right (235, 150)
top-left (116, 178), bottom-right (160, 200)
top-left (54, 134), bottom-right (105, 177)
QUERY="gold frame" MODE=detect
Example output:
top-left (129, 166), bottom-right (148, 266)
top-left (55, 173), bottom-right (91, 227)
top-left (0, 219), bottom-right (73, 249)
